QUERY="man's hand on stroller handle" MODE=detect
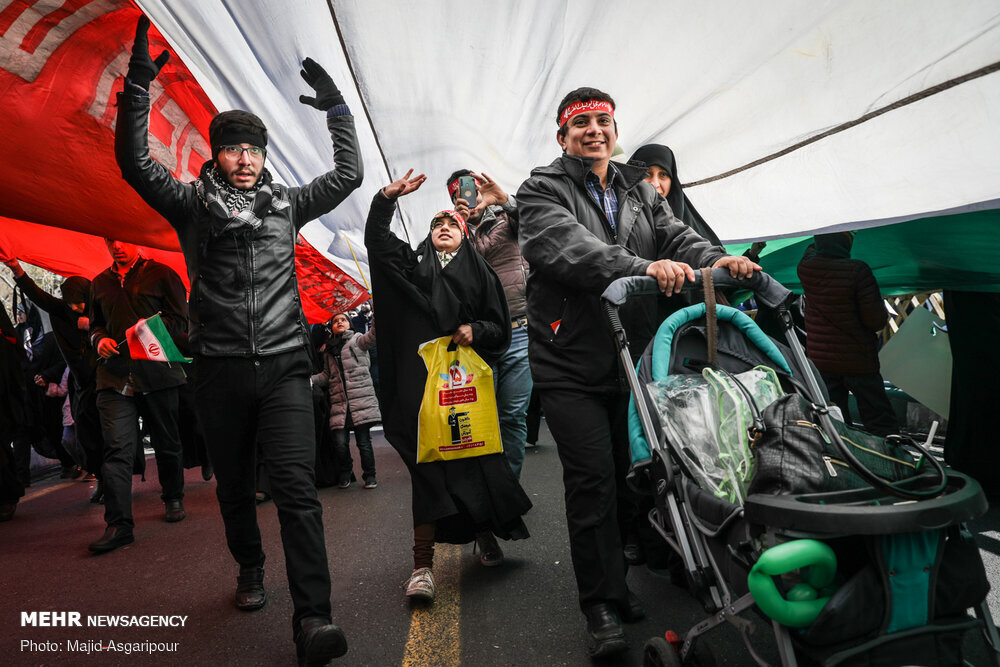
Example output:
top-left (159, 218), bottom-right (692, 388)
top-left (646, 259), bottom-right (696, 295)
top-left (713, 255), bottom-right (762, 280)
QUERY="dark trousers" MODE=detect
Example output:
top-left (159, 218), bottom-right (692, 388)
top-left (525, 388), bottom-right (542, 445)
top-left (539, 388), bottom-right (636, 613)
top-left (822, 372), bottom-right (899, 437)
top-left (96, 386), bottom-right (184, 530)
top-left (0, 432), bottom-right (25, 505)
top-left (70, 383), bottom-right (104, 478)
top-left (332, 420), bottom-right (375, 484)
top-left (193, 350), bottom-right (331, 631)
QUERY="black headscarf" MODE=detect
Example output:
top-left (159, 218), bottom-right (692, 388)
top-left (629, 144), bottom-right (723, 246)
top-left (59, 276), bottom-right (91, 307)
top-left (409, 225), bottom-right (510, 362)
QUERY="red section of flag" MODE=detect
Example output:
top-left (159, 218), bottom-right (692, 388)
top-left (295, 234), bottom-right (369, 323)
top-left (0, 0), bottom-right (213, 250)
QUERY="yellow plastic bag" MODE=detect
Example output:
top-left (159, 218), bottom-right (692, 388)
top-left (416, 336), bottom-right (503, 463)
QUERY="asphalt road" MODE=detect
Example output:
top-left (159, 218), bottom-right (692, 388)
top-left (2, 423), bottom-right (999, 666)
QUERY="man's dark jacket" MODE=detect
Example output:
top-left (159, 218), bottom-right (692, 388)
top-left (114, 89), bottom-right (363, 357)
top-left (14, 273), bottom-right (97, 391)
top-left (89, 257), bottom-right (188, 393)
top-left (516, 155), bottom-right (726, 391)
top-left (797, 234), bottom-right (887, 375)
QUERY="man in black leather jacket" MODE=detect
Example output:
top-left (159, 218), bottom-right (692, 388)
top-left (114, 18), bottom-right (362, 665)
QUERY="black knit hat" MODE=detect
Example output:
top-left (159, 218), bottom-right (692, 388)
top-left (209, 110), bottom-right (268, 157)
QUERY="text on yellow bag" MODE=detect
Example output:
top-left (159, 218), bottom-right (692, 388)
top-left (416, 336), bottom-right (503, 463)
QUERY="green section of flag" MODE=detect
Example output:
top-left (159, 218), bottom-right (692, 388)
top-left (725, 209), bottom-right (1000, 295)
top-left (127, 313), bottom-right (191, 363)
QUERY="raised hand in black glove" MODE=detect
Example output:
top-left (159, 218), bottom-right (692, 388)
top-left (298, 58), bottom-right (345, 111)
top-left (127, 16), bottom-right (169, 91)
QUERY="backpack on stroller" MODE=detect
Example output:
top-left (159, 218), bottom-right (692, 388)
top-left (601, 268), bottom-right (997, 667)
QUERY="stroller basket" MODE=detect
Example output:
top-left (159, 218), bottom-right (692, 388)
top-left (601, 270), bottom-right (998, 667)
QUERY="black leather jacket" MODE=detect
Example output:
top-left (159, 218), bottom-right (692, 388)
top-left (517, 155), bottom-right (726, 391)
top-left (115, 89), bottom-right (363, 357)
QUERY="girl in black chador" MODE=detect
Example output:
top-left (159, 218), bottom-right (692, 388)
top-left (364, 169), bottom-right (531, 603)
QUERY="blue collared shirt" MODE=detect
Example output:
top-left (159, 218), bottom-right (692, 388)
top-left (584, 163), bottom-right (620, 236)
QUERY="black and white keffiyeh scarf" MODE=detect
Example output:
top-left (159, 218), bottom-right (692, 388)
top-left (194, 161), bottom-right (289, 230)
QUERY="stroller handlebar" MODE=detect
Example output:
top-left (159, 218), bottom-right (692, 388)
top-left (600, 268), bottom-right (793, 310)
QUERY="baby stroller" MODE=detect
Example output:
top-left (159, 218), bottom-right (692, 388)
top-left (601, 269), bottom-right (998, 667)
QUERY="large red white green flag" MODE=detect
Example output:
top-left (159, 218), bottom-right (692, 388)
top-left (125, 313), bottom-right (190, 363)
top-left (0, 0), bottom-right (369, 322)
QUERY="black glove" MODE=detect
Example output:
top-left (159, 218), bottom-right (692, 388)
top-left (127, 16), bottom-right (169, 91)
top-left (298, 58), bottom-right (345, 111)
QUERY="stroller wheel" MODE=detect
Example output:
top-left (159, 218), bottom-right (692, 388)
top-left (642, 637), bottom-right (681, 667)
top-left (681, 640), bottom-right (716, 667)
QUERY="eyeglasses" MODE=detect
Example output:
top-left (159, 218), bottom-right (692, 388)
top-left (220, 145), bottom-right (266, 160)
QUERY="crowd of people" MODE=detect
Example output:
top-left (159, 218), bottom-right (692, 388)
top-left (0, 15), bottom-right (938, 665)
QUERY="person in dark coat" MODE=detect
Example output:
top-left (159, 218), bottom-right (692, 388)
top-left (628, 143), bottom-right (723, 246)
top-left (365, 169), bottom-right (531, 604)
top-left (311, 313), bottom-right (380, 489)
top-left (0, 304), bottom-right (26, 520)
top-left (449, 169), bottom-right (533, 480)
top-left (309, 322), bottom-right (339, 489)
top-left (4, 258), bottom-right (104, 494)
top-left (10, 298), bottom-right (70, 483)
top-left (797, 232), bottom-right (898, 436)
top-left (943, 291), bottom-right (1000, 492)
top-left (89, 238), bottom-right (189, 553)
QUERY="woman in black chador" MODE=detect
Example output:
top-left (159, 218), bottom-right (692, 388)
top-left (365, 169), bottom-right (531, 603)
top-left (629, 143), bottom-right (723, 246)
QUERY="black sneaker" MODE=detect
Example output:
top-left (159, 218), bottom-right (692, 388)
top-left (363, 479), bottom-right (377, 489)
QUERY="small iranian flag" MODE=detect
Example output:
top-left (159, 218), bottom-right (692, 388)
top-left (125, 314), bottom-right (191, 363)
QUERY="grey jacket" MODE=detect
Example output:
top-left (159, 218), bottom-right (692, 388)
top-left (516, 154), bottom-right (727, 390)
top-left (470, 200), bottom-right (529, 320)
top-left (312, 327), bottom-right (380, 429)
top-left (115, 87), bottom-right (363, 357)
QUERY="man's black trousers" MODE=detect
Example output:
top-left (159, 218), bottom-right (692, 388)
top-left (193, 349), bottom-right (331, 632)
top-left (96, 385), bottom-right (184, 530)
top-left (539, 387), bottom-right (637, 614)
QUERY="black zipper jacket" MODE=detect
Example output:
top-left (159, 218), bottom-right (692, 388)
top-left (516, 154), bottom-right (726, 391)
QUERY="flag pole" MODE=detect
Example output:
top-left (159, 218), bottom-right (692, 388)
top-left (344, 236), bottom-right (370, 292)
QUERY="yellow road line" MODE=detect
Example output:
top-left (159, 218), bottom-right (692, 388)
top-left (402, 543), bottom-right (462, 667)
top-left (22, 480), bottom-right (78, 502)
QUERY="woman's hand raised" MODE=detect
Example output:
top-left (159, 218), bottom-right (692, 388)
top-left (382, 169), bottom-right (427, 199)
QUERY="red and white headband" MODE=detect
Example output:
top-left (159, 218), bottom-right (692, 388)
top-left (558, 99), bottom-right (614, 126)
top-left (431, 210), bottom-right (469, 237)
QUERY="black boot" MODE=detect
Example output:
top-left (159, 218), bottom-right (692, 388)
top-left (295, 617), bottom-right (347, 666)
top-left (164, 499), bottom-right (186, 522)
top-left (234, 566), bottom-right (267, 611)
top-left (89, 480), bottom-right (104, 504)
top-left (583, 602), bottom-right (627, 658)
top-left (88, 526), bottom-right (135, 554)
